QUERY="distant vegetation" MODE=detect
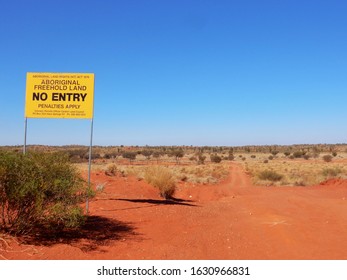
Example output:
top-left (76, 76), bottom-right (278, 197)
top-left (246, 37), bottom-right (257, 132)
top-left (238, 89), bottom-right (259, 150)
top-left (1, 143), bottom-right (346, 190)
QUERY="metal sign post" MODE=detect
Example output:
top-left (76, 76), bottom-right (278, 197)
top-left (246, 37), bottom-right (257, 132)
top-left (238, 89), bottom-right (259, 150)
top-left (86, 117), bottom-right (94, 214)
top-left (23, 117), bottom-right (28, 155)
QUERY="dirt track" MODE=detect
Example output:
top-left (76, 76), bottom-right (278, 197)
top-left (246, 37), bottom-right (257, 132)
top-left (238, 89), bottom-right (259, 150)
top-left (2, 162), bottom-right (347, 260)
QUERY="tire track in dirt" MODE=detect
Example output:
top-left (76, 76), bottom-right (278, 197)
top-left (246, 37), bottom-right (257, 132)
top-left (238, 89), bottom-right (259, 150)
top-left (229, 162), bottom-right (250, 189)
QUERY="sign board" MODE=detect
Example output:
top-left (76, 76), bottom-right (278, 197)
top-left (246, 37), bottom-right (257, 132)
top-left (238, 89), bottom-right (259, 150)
top-left (25, 72), bottom-right (94, 119)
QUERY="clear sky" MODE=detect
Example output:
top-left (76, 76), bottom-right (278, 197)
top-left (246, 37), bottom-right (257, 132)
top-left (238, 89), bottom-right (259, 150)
top-left (1, 0), bottom-right (346, 146)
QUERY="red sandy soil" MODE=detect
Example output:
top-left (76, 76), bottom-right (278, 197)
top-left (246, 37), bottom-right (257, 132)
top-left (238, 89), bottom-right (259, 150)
top-left (1, 162), bottom-right (347, 260)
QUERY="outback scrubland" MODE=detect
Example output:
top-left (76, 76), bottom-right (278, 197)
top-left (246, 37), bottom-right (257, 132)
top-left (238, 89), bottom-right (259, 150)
top-left (1, 143), bottom-right (347, 259)
top-left (3, 143), bottom-right (347, 187)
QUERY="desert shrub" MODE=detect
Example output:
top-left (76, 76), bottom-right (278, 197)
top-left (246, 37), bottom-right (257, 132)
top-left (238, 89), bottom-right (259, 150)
top-left (268, 155), bottom-right (274, 160)
top-left (210, 154), bottom-right (222, 163)
top-left (257, 170), bottom-right (283, 182)
top-left (0, 151), bottom-right (87, 234)
top-left (332, 152), bottom-right (338, 157)
top-left (105, 164), bottom-right (117, 176)
top-left (189, 156), bottom-right (197, 162)
top-left (251, 155), bottom-right (256, 159)
top-left (171, 149), bottom-right (184, 164)
top-left (263, 159), bottom-right (269, 164)
top-left (271, 151), bottom-right (279, 156)
top-left (141, 149), bottom-right (152, 160)
top-left (144, 166), bottom-right (176, 199)
top-left (198, 153), bottom-right (206, 164)
top-left (67, 148), bottom-right (88, 163)
top-left (284, 151), bottom-right (291, 157)
top-left (104, 151), bottom-right (119, 159)
top-left (321, 167), bottom-right (343, 177)
top-left (228, 154), bottom-right (235, 161)
top-left (122, 151), bottom-right (137, 163)
top-left (303, 154), bottom-right (310, 160)
top-left (322, 155), bottom-right (333, 162)
top-left (83, 152), bottom-right (101, 160)
top-left (293, 151), bottom-right (305, 158)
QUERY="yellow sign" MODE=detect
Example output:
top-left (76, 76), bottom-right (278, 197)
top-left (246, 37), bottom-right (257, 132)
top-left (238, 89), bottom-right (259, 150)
top-left (25, 72), bottom-right (94, 119)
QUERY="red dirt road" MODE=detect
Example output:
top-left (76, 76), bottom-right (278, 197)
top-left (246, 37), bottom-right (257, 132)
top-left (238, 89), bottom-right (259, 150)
top-left (1, 163), bottom-right (347, 260)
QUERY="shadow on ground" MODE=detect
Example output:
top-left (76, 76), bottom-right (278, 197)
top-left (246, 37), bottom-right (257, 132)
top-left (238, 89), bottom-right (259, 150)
top-left (116, 197), bottom-right (198, 207)
top-left (20, 216), bottom-right (137, 252)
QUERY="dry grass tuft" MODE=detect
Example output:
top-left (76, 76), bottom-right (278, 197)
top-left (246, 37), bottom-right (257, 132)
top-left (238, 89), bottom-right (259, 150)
top-left (144, 166), bottom-right (176, 199)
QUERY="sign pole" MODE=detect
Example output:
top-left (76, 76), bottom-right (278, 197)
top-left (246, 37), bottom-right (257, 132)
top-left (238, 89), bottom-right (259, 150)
top-left (86, 117), bottom-right (94, 214)
top-left (23, 117), bottom-right (28, 155)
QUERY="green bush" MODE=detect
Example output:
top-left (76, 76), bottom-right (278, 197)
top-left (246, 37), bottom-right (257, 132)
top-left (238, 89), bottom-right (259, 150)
top-left (258, 170), bottom-right (283, 182)
top-left (0, 151), bottom-right (87, 234)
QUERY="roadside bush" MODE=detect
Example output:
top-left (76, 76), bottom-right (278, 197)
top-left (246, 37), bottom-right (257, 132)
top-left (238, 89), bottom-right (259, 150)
top-left (257, 170), bottom-right (283, 182)
top-left (0, 151), bottom-right (87, 234)
top-left (105, 164), bottom-right (117, 176)
top-left (144, 166), bottom-right (176, 199)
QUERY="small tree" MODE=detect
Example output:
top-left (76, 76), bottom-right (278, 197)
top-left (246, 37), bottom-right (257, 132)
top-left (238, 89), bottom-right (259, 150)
top-left (152, 151), bottom-right (161, 163)
top-left (171, 149), bottom-right (184, 164)
top-left (141, 150), bottom-right (152, 161)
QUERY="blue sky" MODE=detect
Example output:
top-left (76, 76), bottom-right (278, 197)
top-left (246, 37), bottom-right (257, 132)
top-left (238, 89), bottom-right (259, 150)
top-left (0, 0), bottom-right (346, 146)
